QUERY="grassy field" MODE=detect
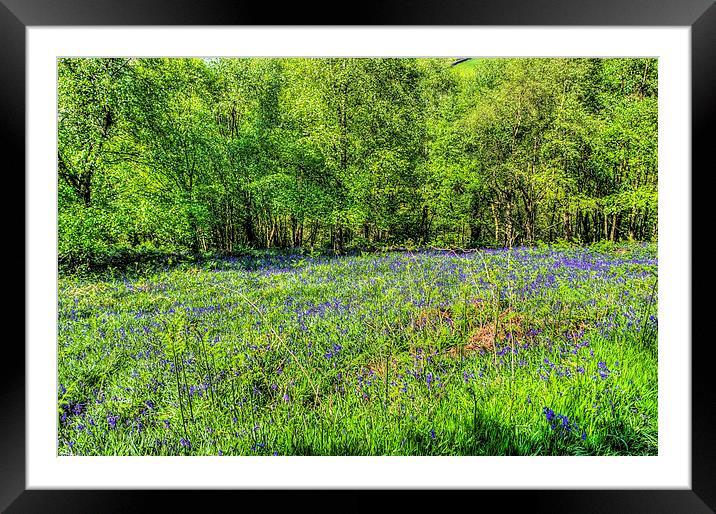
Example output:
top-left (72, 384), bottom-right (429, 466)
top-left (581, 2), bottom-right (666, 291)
top-left (57, 242), bottom-right (658, 456)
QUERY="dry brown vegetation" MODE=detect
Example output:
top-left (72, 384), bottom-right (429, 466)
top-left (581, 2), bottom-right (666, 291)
top-left (409, 299), bottom-right (593, 359)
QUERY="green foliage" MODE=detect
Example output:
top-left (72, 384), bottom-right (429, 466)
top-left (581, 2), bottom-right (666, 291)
top-left (58, 57), bottom-right (657, 269)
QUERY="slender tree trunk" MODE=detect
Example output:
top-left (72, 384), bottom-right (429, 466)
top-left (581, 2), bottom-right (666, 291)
top-left (523, 200), bottom-right (535, 245)
top-left (505, 200), bottom-right (513, 247)
top-left (640, 209), bottom-right (649, 241)
top-left (628, 208), bottom-right (636, 240)
top-left (268, 219), bottom-right (277, 247)
top-left (610, 213), bottom-right (618, 241)
top-left (491, 203), bottom-right (499, 244)
top-left (563, 208), bottom-right (571, 241)
top-left (421, 205), bottom-right (429, 244)
top-left (603, 211), bottom-right (609, 240)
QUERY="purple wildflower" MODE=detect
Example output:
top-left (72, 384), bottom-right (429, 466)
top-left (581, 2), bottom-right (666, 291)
top-left (543, 407), bottom-right (556, 422)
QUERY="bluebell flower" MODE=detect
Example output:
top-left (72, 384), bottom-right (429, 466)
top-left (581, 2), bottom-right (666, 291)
top-left (543, 407), bottom-right (556, 422)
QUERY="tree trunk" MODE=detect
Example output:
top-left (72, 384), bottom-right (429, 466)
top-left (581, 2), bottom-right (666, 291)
top-left (610, 213), bottom-right (618, 241)
top-left (505, 200), bottom-right (513, 247)
top-left (563, 208), bottom-right (571, 241)
top-left (492, 203), bottom-right (499, 244)
top-left (603, 211), bottom-right (609, 240)
top-left (628, 208), bottom-right (636, 240)
top-left (421, 205), bottom-right (430, 244)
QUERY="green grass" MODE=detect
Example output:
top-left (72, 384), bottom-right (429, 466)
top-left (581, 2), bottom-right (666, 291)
top-left (57, 242), bottom-right (658, 456)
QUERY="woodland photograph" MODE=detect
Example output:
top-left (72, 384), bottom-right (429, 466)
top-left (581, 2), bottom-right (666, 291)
top-left (57, 57), bottom-right (658, 456)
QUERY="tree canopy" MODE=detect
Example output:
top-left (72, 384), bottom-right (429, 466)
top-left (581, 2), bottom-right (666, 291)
top-left (58, 57), bottom-right (657, 263)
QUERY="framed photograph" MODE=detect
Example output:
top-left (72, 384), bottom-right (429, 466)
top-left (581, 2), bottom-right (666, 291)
top-left (5, 0), bottom-right (713, 510)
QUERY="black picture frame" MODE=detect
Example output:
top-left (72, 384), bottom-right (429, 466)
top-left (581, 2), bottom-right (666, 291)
top-left (3, 0), bottom-right (713, 511)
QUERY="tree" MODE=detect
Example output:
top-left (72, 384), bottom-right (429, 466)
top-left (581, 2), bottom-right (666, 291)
top-left (57, 56), bottom-right (659, 265)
